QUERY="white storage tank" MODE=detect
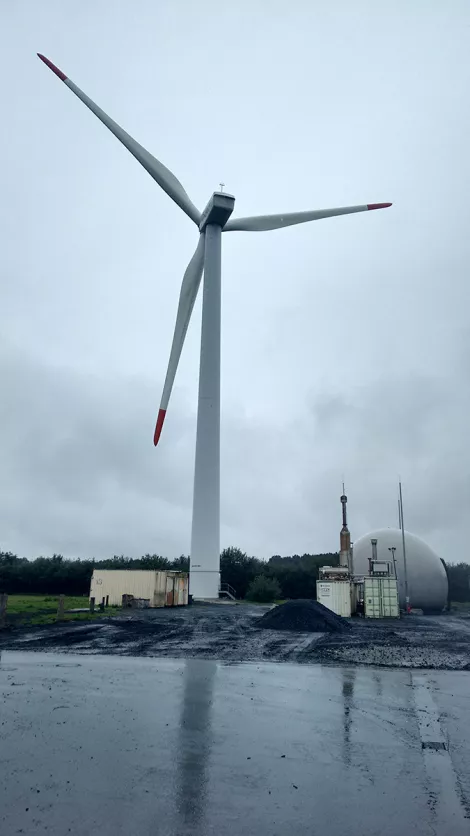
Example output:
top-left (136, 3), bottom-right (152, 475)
top-left (316, 580), bottom-right (351, 617)
top-left (89, 569), bottom-right (189, 608)
top-left (352, 529), bottom-right (447, 613)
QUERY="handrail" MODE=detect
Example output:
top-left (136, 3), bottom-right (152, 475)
top-left (220, 582), bottom-right (237, 600)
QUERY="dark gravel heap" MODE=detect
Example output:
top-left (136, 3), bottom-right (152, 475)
top-left (257, 599), bottom-right (351, 633)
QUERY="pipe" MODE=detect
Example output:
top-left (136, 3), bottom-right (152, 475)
top-left (398, 481), bottom-right (410, 611)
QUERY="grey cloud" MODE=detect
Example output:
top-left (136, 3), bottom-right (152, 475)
top-left (0, 341), bottom-right (194, 557)
top-left (1, 336), bottom-right (468, 565)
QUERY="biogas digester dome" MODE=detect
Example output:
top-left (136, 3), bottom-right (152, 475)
top-left (352, 528), bottom-right (448, 612)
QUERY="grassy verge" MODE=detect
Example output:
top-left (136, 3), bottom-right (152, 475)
top-left (2, 595), bottom-right (120, 626)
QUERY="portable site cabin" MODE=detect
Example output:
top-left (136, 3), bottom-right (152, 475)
top-left (316, 580), bottom-right (352, 617)
top-left (89, 569), bottom-right (189, 608)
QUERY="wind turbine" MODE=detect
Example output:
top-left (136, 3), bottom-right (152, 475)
top-left (37, 53), bottom-right (392, 599)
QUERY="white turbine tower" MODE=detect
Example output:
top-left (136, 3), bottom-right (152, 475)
top-left (38, 54), bottom-right (392, 599)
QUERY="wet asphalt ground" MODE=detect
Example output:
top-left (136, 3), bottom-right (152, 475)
top-left (2, 606), bottom-right (470, 834)
top-left (1, 651), bottom-right (470, 835)
top-left (1, 603), bottom-right (470, 670)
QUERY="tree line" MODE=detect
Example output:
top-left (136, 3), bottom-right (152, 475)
top-left (0, 548), bottom-right (339, 599)
top-left (221, 547), bottom-right (340, 600)
top-left (0, 548), bottom-right (468, 603)
top-left (0, 552), bottom-right (188, 596)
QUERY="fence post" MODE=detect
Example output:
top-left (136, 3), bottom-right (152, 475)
top-left (57, 594), bottom-right (65, 621)
top-left (0, 593), bottom-right (8, 628)
top-left (90, 597), bottom-right (95, 613)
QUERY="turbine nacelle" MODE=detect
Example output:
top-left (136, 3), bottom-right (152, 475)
top-left (199, 192), bottom-right (235, 232)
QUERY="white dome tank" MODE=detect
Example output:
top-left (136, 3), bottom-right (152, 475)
top-left (352, 528), bottom-right (448, 612)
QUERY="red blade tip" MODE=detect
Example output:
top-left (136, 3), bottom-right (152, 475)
top-left (153, 409), bottom-right (166, 446)
top-left (367, 202), bottom-right (392, 210)
top-left (37, 53), bottom-right (67, 82)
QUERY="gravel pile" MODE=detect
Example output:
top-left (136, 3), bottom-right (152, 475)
top-left (257, 599), bottom-right (351, 633)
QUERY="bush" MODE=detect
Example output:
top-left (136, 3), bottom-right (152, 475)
top-left (220, 547), bottom-right (263, 599)
top-left (266, 566), bottom-right (318, 600)
top-left (446, 562), bottom-right (470, 603)
top-left (246, 575), bottom-right (282, 603)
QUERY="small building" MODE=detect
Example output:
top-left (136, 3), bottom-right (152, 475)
top-left (89, 569), bottom-right (189, 608)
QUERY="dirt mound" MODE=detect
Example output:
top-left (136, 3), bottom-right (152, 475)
top-left (257, 599), bottom-right (351, 633)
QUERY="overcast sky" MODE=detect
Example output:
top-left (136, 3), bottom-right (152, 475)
top-left (1, 1), bottom-right (469, 563)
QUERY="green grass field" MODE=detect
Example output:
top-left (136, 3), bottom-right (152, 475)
top-left (3, 595), bottom-right (120, 626)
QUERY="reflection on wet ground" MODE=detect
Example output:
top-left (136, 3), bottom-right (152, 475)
top-left (341, 667), bottom-right (355, 767)
top-left (176, 660), bottom-right (216, 835)
top-left (1, 652), bottom-right (470, 835)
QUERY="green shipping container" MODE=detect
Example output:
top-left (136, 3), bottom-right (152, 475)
top-left (364, 577), bottom-right (399, 618)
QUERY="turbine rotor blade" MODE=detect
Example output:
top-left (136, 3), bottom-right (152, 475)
top-left (224, 203), bottom-right (392, 232)
top-left (37, 53), bottom-right (200, 224)
top-left (154, 233), bottom-right (205, 446)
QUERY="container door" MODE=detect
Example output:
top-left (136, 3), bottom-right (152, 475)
top-left (339, 582), bottom-right (352, 618)
top-left (382, 578), bottom-right (399, 617)
top-left (331, 584), bottom-right (342, 616)
top-left (364, 579), bottom-right (371, 617)
top-left (381, 579), bottom-right (390, 617)
top-left (391, 579), bottom-right (399, 617)
top-left (365, 579), bottom-right (381, 618)
top-left (166, 574), bottom-right (174, 607)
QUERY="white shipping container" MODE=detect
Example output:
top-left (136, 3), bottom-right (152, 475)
top-left (364, 577), bottom-right (399, 618)
top-left (316, 580), bottom-right (351, 618)
top-left (89, 570), bottom-right (189, 608)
